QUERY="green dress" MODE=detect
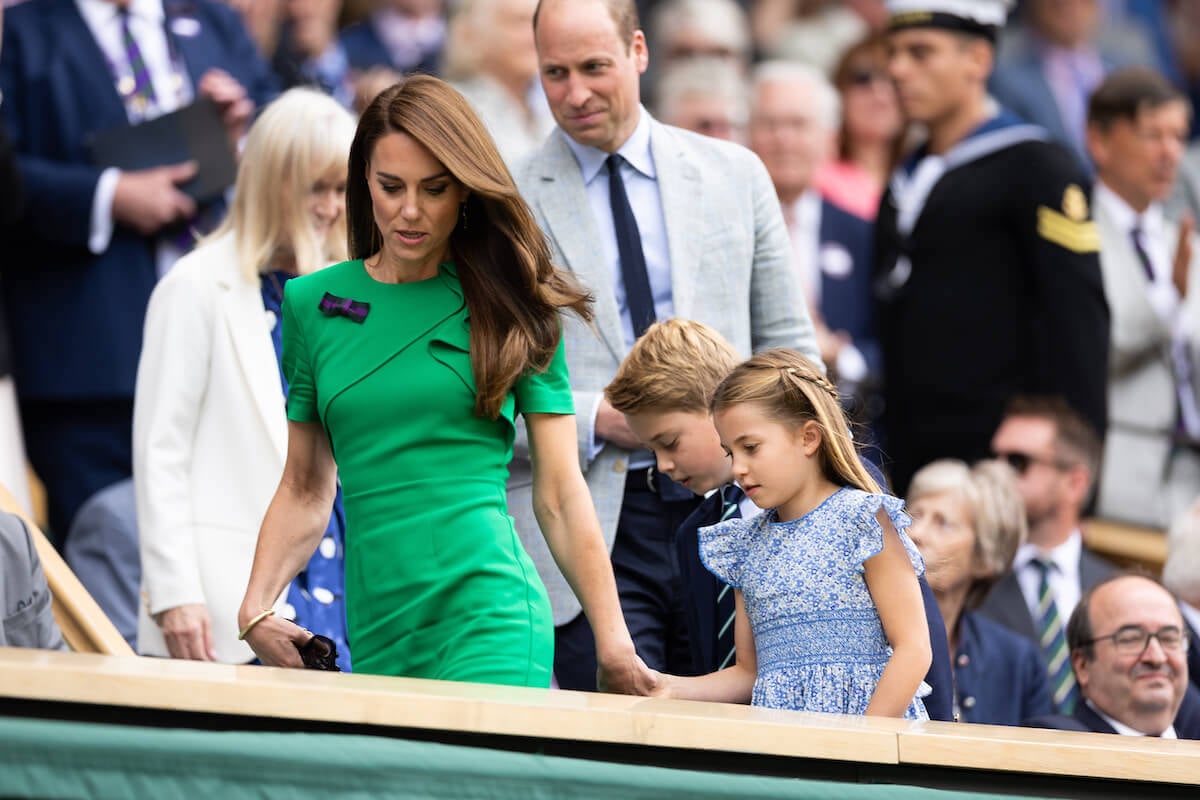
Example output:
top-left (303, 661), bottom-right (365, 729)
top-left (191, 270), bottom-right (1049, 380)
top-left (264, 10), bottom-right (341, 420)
top-left (282, 260), bottom-right (562, 686)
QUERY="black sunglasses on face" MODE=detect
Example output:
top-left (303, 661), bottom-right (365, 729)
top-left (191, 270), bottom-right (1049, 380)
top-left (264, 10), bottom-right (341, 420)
top-left (846, 68), bottom-right (889, 88)
top-left (991, 450), bottom-right (1073, 476)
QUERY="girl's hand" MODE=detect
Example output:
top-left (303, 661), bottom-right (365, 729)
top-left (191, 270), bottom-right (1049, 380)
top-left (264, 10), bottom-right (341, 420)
top-left (240, 612), bottom-right (310, 669)
top-left (645, 669), bottom-right (675, 699)
top-left (597, 649), bottom-right (659, 695)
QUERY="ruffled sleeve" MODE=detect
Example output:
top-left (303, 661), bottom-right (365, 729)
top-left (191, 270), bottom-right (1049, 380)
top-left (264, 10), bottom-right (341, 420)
top-left (851, 493), bottom-right (924, 577)
top-left (697, 516), bottom-right (756, 589)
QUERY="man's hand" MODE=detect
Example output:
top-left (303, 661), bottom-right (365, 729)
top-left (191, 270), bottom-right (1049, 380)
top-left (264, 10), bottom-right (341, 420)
top-left (197, 69), bottom-right (255, 151)
top-left (157, 603), bottom-right (216, 661)
top-left (1173, 213), bottom-right (1194, 298)
top-left (595, 396), bottom-right (643, 451)
top-left (112, 162), bottom-right (197, 234)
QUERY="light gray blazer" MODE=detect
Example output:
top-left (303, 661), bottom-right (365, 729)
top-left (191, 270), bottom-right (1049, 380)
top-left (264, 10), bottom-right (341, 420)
top-left (1093, 196), bottom-right (1200, 528)
top-left (507, 117), bottom-right (819, 624)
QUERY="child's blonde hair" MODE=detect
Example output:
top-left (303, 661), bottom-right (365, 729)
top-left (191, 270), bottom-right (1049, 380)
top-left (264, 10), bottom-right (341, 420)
top-left (605, 319), bottom-right (741, 414)
top-left (710, 348), bottom-right (880, 494)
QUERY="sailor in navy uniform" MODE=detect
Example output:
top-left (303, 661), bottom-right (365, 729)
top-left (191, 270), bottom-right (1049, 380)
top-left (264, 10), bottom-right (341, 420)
top-left (874, 0), bottom-right (1110, 494)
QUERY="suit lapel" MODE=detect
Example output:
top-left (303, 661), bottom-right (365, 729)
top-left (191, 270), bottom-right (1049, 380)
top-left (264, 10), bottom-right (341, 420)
top-left (650, 120), bottom-right (703, 321)
top-left (1073, 702), bottom-right (1117, 734)
top-left (53, 0), bottom-right (130, 129)
top-left (163, 0), bottom-right (220, 86)
top-left (533, 133), bottom-right (624, 362)
top-left (1094, 199), bottom-right (1170, 341)
top-left (213, 242), bottom-right (288, 462)
top-left (983, 572), bottom-right (1038, 641)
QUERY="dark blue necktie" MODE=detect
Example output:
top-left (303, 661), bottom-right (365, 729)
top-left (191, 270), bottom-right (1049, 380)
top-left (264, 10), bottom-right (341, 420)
top-left (715, 484), bottom-right (744, 670)
top-left (606, 154), bottom-right (656, 339)
top-left (1130, 226), bottom-right (1156, 282)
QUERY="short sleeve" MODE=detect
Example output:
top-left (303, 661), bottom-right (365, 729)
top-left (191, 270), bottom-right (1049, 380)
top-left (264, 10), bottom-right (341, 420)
top-left (282, 281), bottom-right (318, 423)
top-left (514, 332), bottom-right (574, 416)
top-left (697, 517), bottom-right (754, 589)
top-left (852, 493), bottom-right (924, 578)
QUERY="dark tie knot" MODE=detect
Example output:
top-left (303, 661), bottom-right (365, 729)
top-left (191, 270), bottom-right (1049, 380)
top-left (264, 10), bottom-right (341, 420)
top-left (722, 484), bottom-right (745, 506)
top-left (606, 154), bottom-right (625, 176)
top-left (1032, 556), bottom-right (1057, 575)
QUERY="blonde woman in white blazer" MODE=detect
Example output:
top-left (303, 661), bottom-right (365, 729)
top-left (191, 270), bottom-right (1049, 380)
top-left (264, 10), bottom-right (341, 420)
top-left (133, 89), bottom-right (357, 664)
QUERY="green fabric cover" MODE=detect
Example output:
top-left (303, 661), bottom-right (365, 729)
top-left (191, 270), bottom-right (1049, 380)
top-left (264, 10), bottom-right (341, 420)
top-left (0, 715), bottom-right (1060, 800)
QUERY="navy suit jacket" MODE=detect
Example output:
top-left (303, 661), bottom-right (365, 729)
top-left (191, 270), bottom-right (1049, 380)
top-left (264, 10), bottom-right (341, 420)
top-left (1026, 686), bottom-right (1200, 739)
top-left (1187, 619), bottom-right (1200, 695)
top-left (675, 485), bottom-right (955, 721)
top-left (0, 0), bottom-right (276, 400)
top-left (339, 19), bottom-right (441, 76)
top-left (818, 199), bottom-right (879, 377)
top-left (955, 611), bottom-right (1052, 726)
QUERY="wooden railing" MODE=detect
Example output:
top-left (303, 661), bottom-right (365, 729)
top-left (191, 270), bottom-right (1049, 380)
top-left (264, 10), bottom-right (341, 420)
top-left (1, 648), bottom-right (1196, 798)
top-left (1082, 516), bottom-right (1167, 573)
top-left (0, 485), bottom-right (134, 656)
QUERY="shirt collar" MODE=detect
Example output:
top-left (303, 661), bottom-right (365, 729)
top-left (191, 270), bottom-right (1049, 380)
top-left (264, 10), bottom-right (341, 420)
top-left (1087, 700), bottom-right (1177, 738)
top-left (1095, 180), bottom-right (1164, 237)
top-left (1013, 528), bottom-right (1082, 574)
top-left (78, 0), bottom-right (165, 27)
top-left (562, 105), bottom-right (655, 185)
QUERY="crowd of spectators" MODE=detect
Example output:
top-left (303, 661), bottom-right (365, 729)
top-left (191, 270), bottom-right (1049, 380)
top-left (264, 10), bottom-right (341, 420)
top-left (3, 0), bottom-right (1200, 744)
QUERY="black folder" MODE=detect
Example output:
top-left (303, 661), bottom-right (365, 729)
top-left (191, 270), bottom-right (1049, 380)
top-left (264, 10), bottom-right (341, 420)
top-left (85, 98), bottom-right (237, 204)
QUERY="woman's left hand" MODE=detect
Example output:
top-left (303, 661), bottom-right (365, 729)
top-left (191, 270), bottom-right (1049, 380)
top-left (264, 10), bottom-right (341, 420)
top-left (597, 649), bottom-right (659, 695)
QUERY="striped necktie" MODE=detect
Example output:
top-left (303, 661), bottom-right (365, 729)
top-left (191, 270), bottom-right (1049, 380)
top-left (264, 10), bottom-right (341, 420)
top-left (118, 8), bottom-right (159, 119)
top-left (1033, 557), bottom-right (1078, 713)
top-left (714, 484), bottom-right (744, 670)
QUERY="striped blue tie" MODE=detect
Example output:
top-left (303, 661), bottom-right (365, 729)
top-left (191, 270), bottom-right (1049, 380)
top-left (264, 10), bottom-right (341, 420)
top-left (714, 485), bottom-right (744, 670)
top-left (1033, 557), bottom-right (1078, 713)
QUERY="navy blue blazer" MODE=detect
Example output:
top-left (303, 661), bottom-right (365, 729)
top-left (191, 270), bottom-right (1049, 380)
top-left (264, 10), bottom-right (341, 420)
top-left (955, 611), bottom-right (1052, 726)
top-left (1026, 684), bottom-right (1200, 739)
top-left (1187, 619), bottom-right (1200, 695)
top-left (675, 486), bottom-right (955, 721)
top-left (818, 199), bottom-right (879, 377)
top-left (0, 0), bottom-right (276, 400)
top-left (339, 18), bottom-right (441, 76)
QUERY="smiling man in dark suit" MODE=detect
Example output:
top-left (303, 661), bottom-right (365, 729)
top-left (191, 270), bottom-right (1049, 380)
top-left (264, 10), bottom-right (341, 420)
top-left (1027, 574), bottom-right (1195, 738)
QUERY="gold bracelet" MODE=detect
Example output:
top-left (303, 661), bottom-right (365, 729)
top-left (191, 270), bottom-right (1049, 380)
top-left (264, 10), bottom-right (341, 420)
top-left (237, 608), bottom-right (275, 641)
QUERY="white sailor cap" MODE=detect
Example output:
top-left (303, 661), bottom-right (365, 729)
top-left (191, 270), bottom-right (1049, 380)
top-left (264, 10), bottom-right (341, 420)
top-left (886, 0), bottom-right (1014, 42)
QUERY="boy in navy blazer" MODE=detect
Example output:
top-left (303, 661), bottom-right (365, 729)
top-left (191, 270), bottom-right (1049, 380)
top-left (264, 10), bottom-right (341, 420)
top-left (604, 319), bottom-right (955, 720)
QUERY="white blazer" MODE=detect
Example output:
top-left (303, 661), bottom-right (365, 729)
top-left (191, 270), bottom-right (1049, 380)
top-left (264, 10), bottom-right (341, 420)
top-left (133, 232), bottom-right (289, 662)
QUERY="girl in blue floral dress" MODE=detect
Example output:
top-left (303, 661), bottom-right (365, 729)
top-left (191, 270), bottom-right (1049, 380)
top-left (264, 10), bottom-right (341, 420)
top-left (652, 349), bottom-right (931, 719)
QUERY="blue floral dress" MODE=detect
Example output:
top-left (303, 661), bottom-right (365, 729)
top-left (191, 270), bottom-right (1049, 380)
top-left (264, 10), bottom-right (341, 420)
top-left (699, 487), bottom-right (928, 719)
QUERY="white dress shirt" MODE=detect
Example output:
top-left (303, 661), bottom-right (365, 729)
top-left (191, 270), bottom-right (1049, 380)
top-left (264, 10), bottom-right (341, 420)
top-left (1088, 700), bottom-right (1178, 738)
top-left (563, 108), bottom-right (674, 466)
top-left (77, 0), bottom-right (191, 268)
top-left (1013, 530), bottom-right (1084, 625)
top-left (562, 107), bottom-right (674, 351)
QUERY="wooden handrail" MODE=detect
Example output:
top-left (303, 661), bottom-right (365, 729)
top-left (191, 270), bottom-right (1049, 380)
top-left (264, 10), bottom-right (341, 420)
top-left (0, 485), bottom-right (134, 656)
top-left (1082, 517), bottom-right (1167, 573)
top-left (2, 648), bottom-right (1197, 792)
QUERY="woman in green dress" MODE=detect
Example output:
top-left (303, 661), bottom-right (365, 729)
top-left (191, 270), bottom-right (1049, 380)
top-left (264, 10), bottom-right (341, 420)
top-left (237, 76), bottom-right (652, 692)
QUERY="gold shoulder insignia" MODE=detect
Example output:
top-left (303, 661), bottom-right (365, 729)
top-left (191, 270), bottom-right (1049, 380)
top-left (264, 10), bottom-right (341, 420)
top-left (1037, 206), bottom-right (1100, 253)
top-left (1062, 184), bottom-right (1089, 222)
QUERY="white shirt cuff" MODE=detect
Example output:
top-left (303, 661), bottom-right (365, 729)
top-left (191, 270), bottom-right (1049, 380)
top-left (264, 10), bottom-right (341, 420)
top-left (89, 168), bottom-right (121, 255)
top-left (585, 393), bottom-right (605, 463)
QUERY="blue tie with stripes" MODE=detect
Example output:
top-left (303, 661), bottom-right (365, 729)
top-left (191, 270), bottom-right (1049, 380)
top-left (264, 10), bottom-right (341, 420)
top-left (714, 484), bottom-right (744, 670)
top-left (1034, 557), bottom-right (1078, 713)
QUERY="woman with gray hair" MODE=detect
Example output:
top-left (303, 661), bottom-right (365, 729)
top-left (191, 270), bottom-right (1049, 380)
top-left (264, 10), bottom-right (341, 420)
top-left (907, 459), bottom-right (1053, 725)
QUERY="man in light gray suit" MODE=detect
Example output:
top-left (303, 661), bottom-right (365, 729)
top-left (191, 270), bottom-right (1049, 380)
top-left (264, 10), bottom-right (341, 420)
top-left (1085, 67), bottom-right (1200, 530)
top-left (508, 0), bottom-right (818, 689)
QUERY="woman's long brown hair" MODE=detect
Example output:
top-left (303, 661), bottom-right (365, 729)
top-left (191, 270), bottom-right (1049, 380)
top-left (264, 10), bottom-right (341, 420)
top-left (346, 76), bottom-right (593, 419)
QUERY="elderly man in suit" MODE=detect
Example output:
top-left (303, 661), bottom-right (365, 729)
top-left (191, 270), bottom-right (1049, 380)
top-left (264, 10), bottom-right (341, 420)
top-left (1085, 67), bottom-right (1200, 531)
top-left (979, 396), bottom-right (1115, 713)
top-left (0, 0), bottom-right (277, 548)
top-left (509, 0), bottom-right (818, 690)
top-left (1028, 574), bottom-right (1195, 738)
